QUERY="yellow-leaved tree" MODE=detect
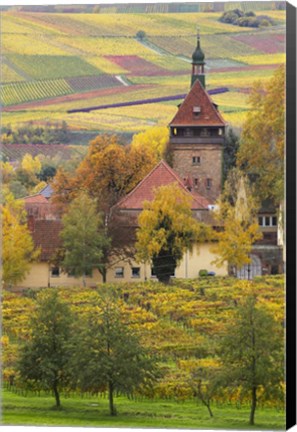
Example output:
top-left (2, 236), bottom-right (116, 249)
top-left (2, 188), bottom-right (39, 288)
top-left (237, 65), bottom-right (285, 204)
top-left (21, 154), bottom-right (42, 175)
top-left (211, 169), bottom-right (262, 274)
top-left (131, 126), bottom-right (169, 160)
top-left (136, 183), bottom-right (210, 283)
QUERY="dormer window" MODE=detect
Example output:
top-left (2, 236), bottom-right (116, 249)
top-left (193, 106), bottom-right (201, 117)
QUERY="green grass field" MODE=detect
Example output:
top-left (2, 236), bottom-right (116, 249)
top-left (2, 389), bottom-right (285, 429)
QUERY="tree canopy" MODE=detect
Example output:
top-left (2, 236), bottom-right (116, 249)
top-left (2, 189), bottom-right (39, 287)
top-left (131, 126), bottom-right (169, 161)
top-left (18, 290), bottom-right (74, 408)
top-left (53, 134), bottom-right (157, 213)
top-left (211, 169), bottom-right (262, 272)
top-left (71, 289), bottom-right (158, 415)
top-left (237, 66), bottom-right (285, 205)
top-left (60, 192), bottom-right (110, 286)
top-left (218, 293), bottom-right (284, 425)
top-left (136, 183), bottom-right (210, 283)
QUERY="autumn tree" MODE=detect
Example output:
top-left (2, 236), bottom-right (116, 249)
top-left (237, 66), bottom-right (285, 205)
top-left (60, 192), bottom-right (110, 286)
top-left (211, 169), bottom-right (262, 274)
top-left (72, 289), bottom-right (158, 415)
top-left (136, 183), bottom-right (210, 283)
top-left (18, 290), bottom-right (74, 409)
top-left (218, 294), bottom-right (284, 425)
top-left (52, 134), bottom-right (157, 213)
top-left (2, 189), bottom-right (39, 288)
top-left (131, 126), bottom-right (169, 160)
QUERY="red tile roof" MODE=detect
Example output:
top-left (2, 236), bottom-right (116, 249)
top-left (31, 219), bottom-right (62, 261)
top-left (116, 160), bottom-right (210, 210)
top-left (169, 79), bottom-right (226, 127)
top-left (23, 194), bottom-right (48, 204)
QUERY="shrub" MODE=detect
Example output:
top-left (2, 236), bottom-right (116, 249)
top-left (136, 30), bottom-right (146, 41)
top-left (199, 269), bottom-right (208, 277)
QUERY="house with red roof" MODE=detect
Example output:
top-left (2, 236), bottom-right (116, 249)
top-left (16, 35), bottom-right (282, 288)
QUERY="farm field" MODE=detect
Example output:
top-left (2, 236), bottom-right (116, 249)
top-left (2, 275), bottom-right (285, 428)
top-left (1, 7), bottom-right (286, 136)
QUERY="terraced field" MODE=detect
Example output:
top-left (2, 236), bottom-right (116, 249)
top-left (1, 8), bottom-right (286, 133)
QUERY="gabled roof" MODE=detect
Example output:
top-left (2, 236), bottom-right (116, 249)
top-left (23, 194), bottom-right (48, 204)
top-left (116, 160), bottom-right (210, 210)
top-left (40, 184), bottom-right (53, 199)
top-left (169, 79), bottom-right (226, 127)
top-left (31, 220), bottom-right (62, 261)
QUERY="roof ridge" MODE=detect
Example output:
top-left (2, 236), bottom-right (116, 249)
top-left (114, 160), bottom-right (167, 209)
top-left (170, 79), bottom-right (226, 126)
top-left (114, 159), bottom-right (210, 210)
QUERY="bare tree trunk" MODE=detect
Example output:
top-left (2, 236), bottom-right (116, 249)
top-left (53, 382), bottom-right (61, 408)
top-left (108, 381), bottom-right (116, 416)
top-left (249, 386), bottom-right (257, 425)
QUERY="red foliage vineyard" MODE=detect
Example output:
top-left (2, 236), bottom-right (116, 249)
top-left (232, 33), bottom-right (285, 54)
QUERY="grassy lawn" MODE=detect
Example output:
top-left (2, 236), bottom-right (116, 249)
top-left (2, 389), bottom-right (285, 429)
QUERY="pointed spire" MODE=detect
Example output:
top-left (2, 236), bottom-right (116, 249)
top-left (191, 28), bottom-right (205, 88)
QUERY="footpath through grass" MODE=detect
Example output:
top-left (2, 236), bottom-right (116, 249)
top-left (2, 389), bottom-right (285, 429)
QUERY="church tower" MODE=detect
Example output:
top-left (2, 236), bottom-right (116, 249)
top-left (169, 33), bottom-right (226, 202)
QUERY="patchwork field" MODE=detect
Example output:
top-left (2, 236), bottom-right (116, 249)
top-left (1, 7), bottom-right (286, 135)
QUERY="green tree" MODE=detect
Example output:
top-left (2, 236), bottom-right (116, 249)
top-left (72, 290), bottom-right (157, 416)
top-left (211, 169), bottom-right (262, 274)
top-left (136, 183), bottom-right (210, 283)
top-left (60, 192), bottom-right (110, 286)
top-left (222, 127), bottom-right (239, 184)
top-left (218, 294), bottom-right (284, 425)
top-left (237, 66), bottom-right (285, 205)
top-left (18, 290), bottom-right (74, 408)
top-left (136, 30), bottom-right (146, 40)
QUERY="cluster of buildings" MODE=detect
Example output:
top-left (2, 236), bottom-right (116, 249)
top-left (18, 36), bottom-right (283, 288)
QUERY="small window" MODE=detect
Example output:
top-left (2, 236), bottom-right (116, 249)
top-left (218, 128), bottom-right (223, 136)
top-left (192, 156), bottom-right (200, 165)
top-left (194, 178), bottom-right (199, 186)
top-left (184, 128), bottom-right (193, 137)
top-left (201, 128), bottom-right (210, 137)
top-left (151, 267), bottom-right (157, 278)
top-left (51, 267), bottom-right (60, 277)
top-left (258, 216), bottom-right (264, 227)
top-left (272, 216), bottom-right (277, 226)
top-left (206, 178), bottom-right (212, 189)
top-left (131, 267), bottom-right (140, 278)
top-left (265, 216), bottom-right (270, 226)
top-left (193, 106), bottom-right (201, 117)
top-left (115, 267), bottom-right (124, 278)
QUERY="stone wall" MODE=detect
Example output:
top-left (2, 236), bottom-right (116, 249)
top-left (171, 142), bottom-right (223, 202)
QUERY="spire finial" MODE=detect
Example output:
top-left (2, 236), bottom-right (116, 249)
top-left (197, 25), bottom-right (200, 39)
